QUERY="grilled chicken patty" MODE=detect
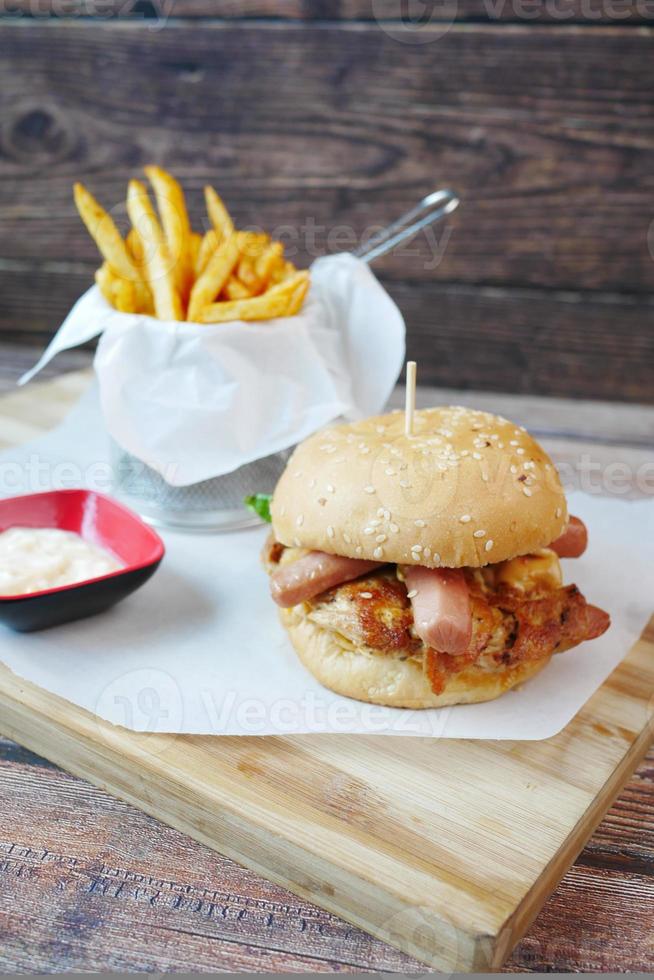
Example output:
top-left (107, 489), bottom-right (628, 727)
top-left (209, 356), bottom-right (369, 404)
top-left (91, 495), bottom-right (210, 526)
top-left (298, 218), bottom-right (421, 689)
top-left (263, 536), bottom-right (610, 695)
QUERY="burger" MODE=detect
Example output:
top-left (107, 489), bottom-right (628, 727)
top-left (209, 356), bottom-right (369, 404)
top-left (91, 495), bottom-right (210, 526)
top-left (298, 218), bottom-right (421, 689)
top-left (261, 405), bottom-right (610, 708)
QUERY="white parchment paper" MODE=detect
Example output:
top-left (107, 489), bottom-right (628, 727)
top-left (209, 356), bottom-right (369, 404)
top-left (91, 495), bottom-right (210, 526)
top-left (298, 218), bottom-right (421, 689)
top-left (18, 254), bottom-right (405, 486)
top-left (0, 387), bottom-right (652, 739)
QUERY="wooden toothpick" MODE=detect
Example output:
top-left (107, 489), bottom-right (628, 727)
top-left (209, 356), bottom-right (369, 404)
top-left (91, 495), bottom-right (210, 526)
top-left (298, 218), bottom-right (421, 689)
top-left (405, 361), bottom-right (417, 437)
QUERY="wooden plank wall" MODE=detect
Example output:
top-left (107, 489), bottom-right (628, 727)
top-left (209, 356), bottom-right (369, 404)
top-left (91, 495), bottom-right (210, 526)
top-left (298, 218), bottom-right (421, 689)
top-left (0, 1), bottom-right (653, 401)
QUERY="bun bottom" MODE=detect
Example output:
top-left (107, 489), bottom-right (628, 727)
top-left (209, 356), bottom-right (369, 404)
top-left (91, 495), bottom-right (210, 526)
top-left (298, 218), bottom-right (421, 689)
top-left (280, 607), bottom-right (551, 709)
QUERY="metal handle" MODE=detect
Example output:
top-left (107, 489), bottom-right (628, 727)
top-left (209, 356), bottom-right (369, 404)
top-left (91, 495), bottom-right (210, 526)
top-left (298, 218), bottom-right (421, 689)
top-left (353, 188), bottom-right (459, 264)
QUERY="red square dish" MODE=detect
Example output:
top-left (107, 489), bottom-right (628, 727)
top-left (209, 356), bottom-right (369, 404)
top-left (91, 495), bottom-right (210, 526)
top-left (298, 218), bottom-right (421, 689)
top-left (0, 489), bottom-right (164, 632)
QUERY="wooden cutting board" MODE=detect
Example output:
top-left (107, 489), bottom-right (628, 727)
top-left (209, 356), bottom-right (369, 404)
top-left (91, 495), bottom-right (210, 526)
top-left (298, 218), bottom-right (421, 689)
top-left (1, 372), bottom-right (653, 971)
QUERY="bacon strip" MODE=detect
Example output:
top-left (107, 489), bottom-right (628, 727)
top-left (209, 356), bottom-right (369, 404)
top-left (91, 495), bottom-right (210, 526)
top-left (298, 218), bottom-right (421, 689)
top-left (550, 516), bottom-right (588, 558)
top-left (270, 552), bottom-right (383, 608)
top-left (400, 565), bottom-right (472, 655)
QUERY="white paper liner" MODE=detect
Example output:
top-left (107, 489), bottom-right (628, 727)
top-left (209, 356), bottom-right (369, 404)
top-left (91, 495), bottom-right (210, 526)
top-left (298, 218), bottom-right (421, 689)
top-left (0, 387), bottom-right (652, 740)
top-left (20, 253), bottom-right (405, 486)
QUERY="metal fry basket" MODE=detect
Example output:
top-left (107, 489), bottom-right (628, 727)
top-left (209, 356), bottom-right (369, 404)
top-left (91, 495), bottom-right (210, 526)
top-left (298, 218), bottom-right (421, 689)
top-left (110, 189), bottom-right (459, 532)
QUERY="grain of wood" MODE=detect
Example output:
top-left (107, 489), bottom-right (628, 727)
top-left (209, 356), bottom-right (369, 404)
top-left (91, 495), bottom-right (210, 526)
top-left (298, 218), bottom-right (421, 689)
top-left (3, 0), bottom-right (654, 22)
top-left (0, 732), bottom-right (652, 973)
top-left (3, 17), bottom-right (654, 295)
top-left (1, 20), bottom-right (654, 401)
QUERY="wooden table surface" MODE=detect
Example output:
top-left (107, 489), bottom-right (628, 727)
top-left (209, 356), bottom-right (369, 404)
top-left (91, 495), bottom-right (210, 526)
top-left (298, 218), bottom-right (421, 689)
top-left (0, 343), bottom-right (653, 974)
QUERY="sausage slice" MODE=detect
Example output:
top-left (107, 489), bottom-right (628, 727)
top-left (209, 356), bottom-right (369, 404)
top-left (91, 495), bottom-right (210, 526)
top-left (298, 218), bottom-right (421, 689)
top-left (550, 516), bottom-right (588, 558)
top-left (401, 565), bottom-right (472, 655)
top-left (270, 552), bottom-right (383, 608)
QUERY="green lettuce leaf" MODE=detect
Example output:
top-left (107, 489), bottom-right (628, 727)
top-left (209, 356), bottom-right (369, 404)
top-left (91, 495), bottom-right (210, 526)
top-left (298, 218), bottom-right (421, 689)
top-left (244, 493), bottom-right (272, 523)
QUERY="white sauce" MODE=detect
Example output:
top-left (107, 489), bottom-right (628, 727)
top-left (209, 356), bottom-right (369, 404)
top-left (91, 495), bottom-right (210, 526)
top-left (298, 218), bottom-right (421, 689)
top-left (0, 527), bottom-right (124, 596)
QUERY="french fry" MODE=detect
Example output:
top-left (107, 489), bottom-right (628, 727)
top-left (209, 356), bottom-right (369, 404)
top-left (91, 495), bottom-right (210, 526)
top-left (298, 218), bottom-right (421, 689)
top-left (255, 241), bottom-right (284, 291)
top-left (95, 262), bottom-right (115, 306)
top-left (74, 183), bottom-right (140, 284)
top-left (76, 169), bottom-right (308, 323)
top-left (126, 179), bottom-right (183, 321)
top-left (235, 231), bottom-right (269, 291)
top-left (223, 276), bottom-right (253, 301)
top-left (126, 227), bottom-right (144, 266)
top-left (144, 165), bottom-right (192, 302)
top-left (287, 273), bottom-right (310, 315)
top-left (237, 231), bottom-right (269, 256)
top-left (198, 271), bottom-right (309, 324)
top-left (204, 186), bottom-right (235, 242)
top-left (187, 233), bottom-right (240, 322)
top-left (270, 259), bottom-right (298, 284)
top-left (116, 279), bottom-right (142, 313)
top-left (95, 261), bottom-right (154, 315)
top-left (236, 254), bottom-right (259, 291)
top-left (189, 231), bottom-right (202, 273)
top-left (123, 228), bottom-right (157, 313)
top-left (195, 229), bottom-right (219, 277)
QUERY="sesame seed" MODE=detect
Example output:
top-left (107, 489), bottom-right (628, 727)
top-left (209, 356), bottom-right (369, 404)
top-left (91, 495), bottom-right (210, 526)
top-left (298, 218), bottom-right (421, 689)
top-left (327, 484), bottom-right (335, 494)
top-left (510, 440), bottom-right (519, 446)
top-left (390, 523), bottom-right (400, 534)
top-left (370, 519), bottom-right (381, 527)
top-left (485, 539), bottom-right (494, 552)
top-left (473, 529), bottom-right (486, 538)
top-left (516, 448), bottom-right (525, 455)
top-left (327, 525), bottom-right (335, 538)
top-left (481, 472), bottom-right (489, 482)
top-left (377, 508), bottom-right (385, 517)
top-left (472, 452), bottom-right (482, 460)
top-left (364, 486), bottom-right (376, 494)
top-left (523, 487), bottom-right (532, 497)
top-left (412, 544), bottom-right (423, 553)
top-left (460, 514), bottom-right (471, 524)
top-left (407, 589), bottom-right (418, 599)
top-left (415, 519), bottom-right (426, 528)
top-left (364, 527), bottom-right (375, 535)
top-left (433, 552), bottom-right (441, 563)
top-left (385, 468), bottom-right (396, 476)
top-left (423, 546), bottom-right (431, 558)
top-left (510, 465), bottom-right (518, 474)
top-left (343, 533), bottom-right (351, 544)
top-left (355, 546), bottom-right (362, 555)
top-left (360, 592), bottom-right (373, 599)
top-left (556, 507), bottom-right (562, 518)
top-left (376, 533), bottom-right (387, 543)
top-left (399, 480), bottom-right (411, 488)
top-left (308, 478), bottom-right (316, 489)
top-left (296, 515), bottom-right (304, 527)
top-left (373, 546), bottom-right (384, 559)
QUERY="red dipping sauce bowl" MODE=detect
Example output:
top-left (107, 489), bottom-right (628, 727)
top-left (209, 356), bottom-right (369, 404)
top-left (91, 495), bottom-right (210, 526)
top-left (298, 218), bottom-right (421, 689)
top-left (0, 489), bottom-right (165, 632)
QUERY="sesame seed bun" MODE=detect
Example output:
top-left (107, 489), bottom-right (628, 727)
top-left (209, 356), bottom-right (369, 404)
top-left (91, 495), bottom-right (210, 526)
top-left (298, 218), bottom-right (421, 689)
top-left (271, 406), bottom-right (568, 568)
top-left (280, 605), bottom-right (551, 708)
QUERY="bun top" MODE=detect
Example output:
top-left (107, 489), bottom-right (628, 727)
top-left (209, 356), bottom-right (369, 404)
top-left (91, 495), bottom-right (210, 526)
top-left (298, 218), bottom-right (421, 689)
top-left (271, 406), bottom-right (568, 568)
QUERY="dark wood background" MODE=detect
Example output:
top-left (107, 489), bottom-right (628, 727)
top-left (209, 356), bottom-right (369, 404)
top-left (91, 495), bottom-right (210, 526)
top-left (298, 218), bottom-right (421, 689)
top-left (0, 2), bottom-right (653, 400)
